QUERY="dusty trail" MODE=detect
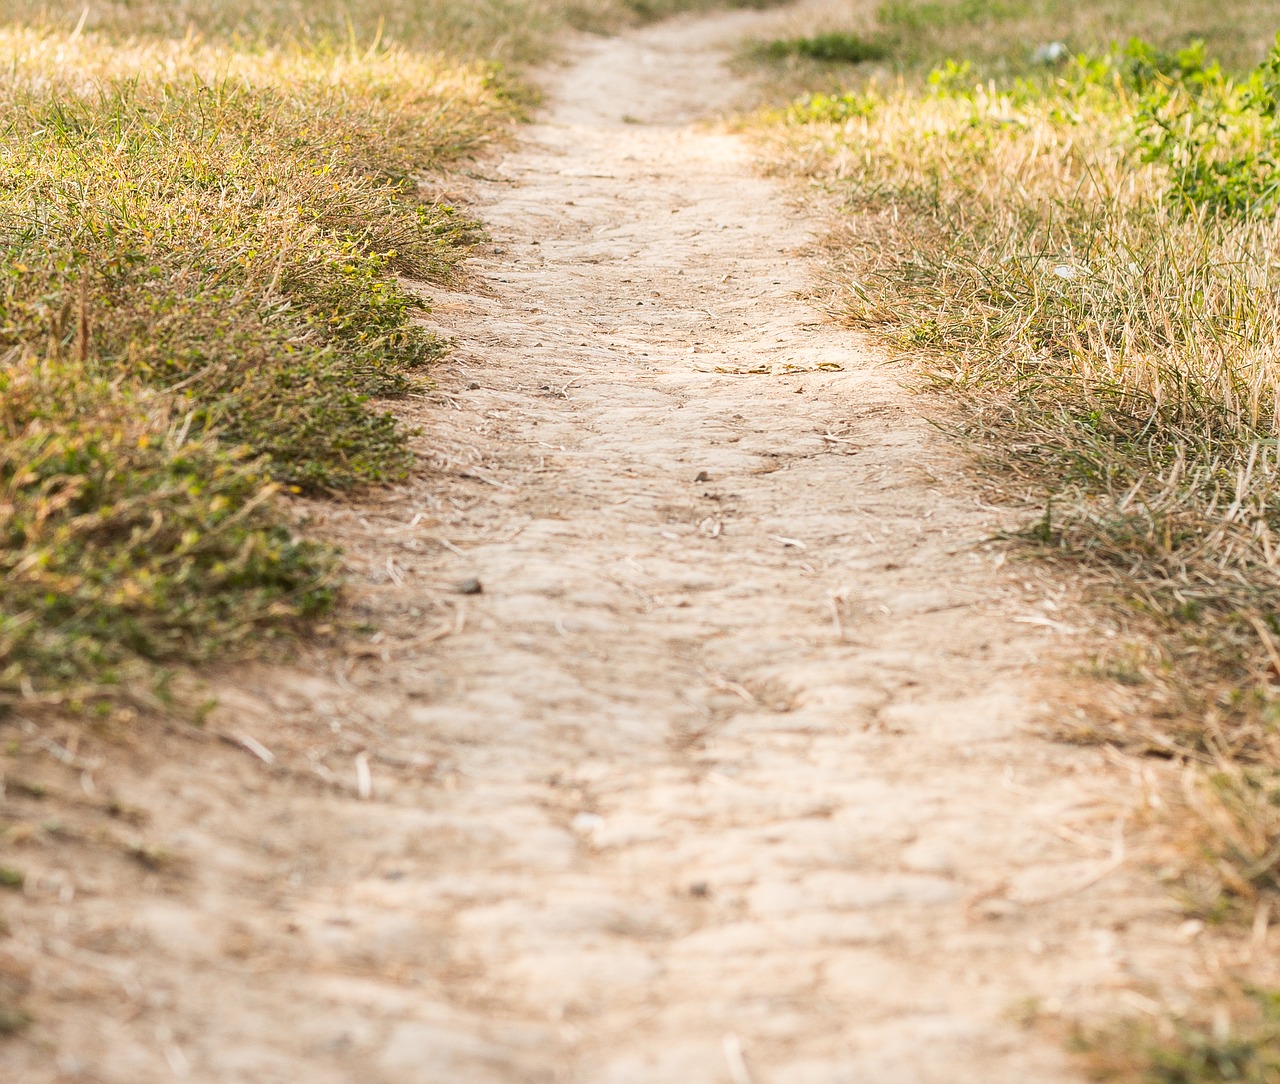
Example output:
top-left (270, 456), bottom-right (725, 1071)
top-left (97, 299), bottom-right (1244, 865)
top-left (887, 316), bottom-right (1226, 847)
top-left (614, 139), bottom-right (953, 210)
top-left (5, 8), bottom-right (1195, 1084)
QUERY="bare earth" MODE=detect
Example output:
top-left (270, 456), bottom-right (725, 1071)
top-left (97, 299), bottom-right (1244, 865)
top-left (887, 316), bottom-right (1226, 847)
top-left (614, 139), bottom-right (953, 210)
top-left (3, 8), bottom-right (1200, 1083)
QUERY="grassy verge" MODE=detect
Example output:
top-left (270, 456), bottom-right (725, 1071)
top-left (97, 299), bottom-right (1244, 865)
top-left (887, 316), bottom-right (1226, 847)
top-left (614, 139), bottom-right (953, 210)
top-left (0, 0), bottom-right (774, 715)
top-left (0, 22), bottom-right (504, 712)
top-left (748, 0), bottom-right (1280, 1074)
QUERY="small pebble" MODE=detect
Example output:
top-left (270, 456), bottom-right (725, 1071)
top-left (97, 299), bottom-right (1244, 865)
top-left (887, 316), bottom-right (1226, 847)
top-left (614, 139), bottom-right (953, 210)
top-left (694, 470), bottom-right (710, 482)
top-left (456, 578), bottom-right (483, 595)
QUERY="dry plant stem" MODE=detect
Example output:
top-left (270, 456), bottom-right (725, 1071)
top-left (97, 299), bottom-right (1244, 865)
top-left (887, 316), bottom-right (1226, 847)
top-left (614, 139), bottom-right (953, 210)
top-left (0, 5), bottom-right (1202, 1081)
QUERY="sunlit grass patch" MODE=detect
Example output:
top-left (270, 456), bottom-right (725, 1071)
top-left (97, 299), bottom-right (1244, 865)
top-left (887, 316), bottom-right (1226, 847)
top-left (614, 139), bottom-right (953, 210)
top-left (0, 30), bottom-right (507, 488)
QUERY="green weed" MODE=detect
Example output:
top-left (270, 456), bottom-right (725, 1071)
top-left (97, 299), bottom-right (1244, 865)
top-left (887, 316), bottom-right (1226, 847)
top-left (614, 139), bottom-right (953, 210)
top-left (786, 91), bottom-right (878, 123)
top-left (1125, 38), bottom-right (1280, 215)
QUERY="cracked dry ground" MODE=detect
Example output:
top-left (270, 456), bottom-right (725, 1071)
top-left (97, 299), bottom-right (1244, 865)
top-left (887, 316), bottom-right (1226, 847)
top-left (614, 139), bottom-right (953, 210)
top-left (4, 8), bottom-right (1201, 1084)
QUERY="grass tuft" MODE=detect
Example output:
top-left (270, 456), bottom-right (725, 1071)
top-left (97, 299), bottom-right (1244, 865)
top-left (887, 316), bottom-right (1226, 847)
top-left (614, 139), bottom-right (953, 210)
top-left (0, 34), bottom-right (506, 492)
top-left (755, 32), bottom-right (890, 66)
top-left (758, 30), bottom-right (1280, 774)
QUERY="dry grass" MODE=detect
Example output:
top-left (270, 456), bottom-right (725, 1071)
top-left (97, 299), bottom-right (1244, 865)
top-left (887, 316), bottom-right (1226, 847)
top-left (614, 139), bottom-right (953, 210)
top-left (3, 0), bottom-right (780, 63)
top-left (750, 1), bottom-right (1280, 1076)
top-left (1073, 987), bottom-right (1280, 1083)
top-left (756, 0), bottom-right (1280, 870)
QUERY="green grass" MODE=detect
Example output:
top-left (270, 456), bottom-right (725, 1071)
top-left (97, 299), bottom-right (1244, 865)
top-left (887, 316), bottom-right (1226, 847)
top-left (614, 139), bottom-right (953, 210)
top-left (871, 0), bottom-right (1280, 72)
top-left (0, 36), bottom-right (501, 493)
top-left (1, 354), bottom-right (338, 711)
top-left (754, 31), bottom-right (890, 65)
top-left (748, 0), bottom-right (1280, 99)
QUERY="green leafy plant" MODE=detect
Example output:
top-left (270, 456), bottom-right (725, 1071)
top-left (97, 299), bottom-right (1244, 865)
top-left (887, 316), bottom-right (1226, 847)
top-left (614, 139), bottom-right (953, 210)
top-left (1127, 37), bottom-right (1280, 215)
top-left (785, 91), bottom-right (878, 123)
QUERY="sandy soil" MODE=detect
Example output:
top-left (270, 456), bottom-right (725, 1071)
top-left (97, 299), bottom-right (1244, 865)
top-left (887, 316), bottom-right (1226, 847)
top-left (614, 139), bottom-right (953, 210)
top-left (1, 7), bottom-right (1201, 1083)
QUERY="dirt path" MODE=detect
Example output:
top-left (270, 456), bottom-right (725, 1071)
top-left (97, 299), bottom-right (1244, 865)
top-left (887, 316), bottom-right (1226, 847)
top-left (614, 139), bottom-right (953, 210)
top-left (5, 8), bottom-right (1196, 1083)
